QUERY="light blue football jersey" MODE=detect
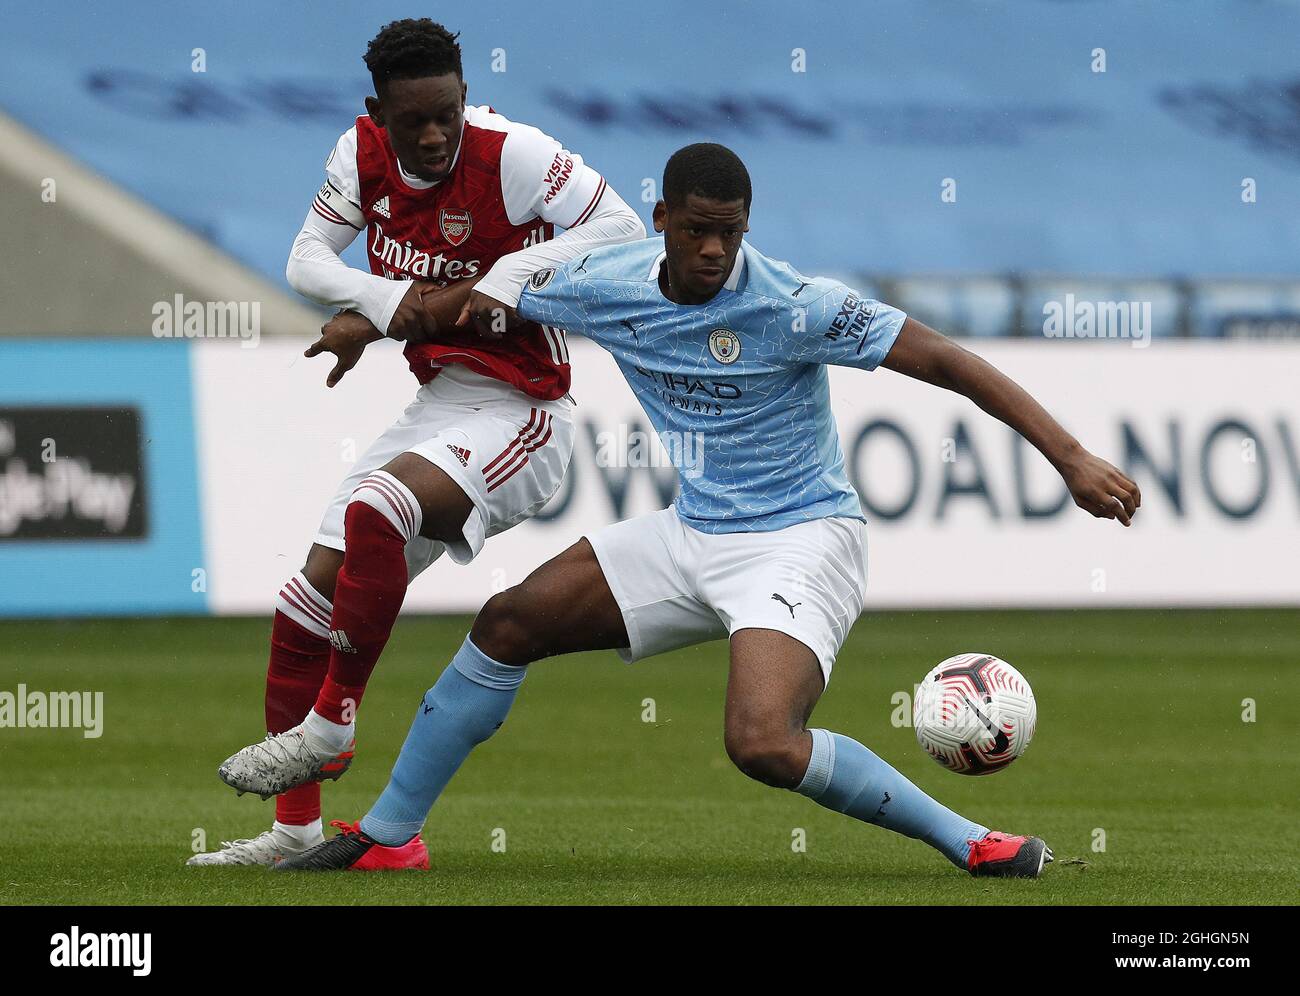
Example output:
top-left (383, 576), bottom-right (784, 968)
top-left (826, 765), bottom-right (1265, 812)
top-left (516, 238), bottom-right (907, 533)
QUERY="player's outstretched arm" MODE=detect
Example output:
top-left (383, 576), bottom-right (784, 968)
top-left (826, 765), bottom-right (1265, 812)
top-left (880, 317), bottom-right (1141, 525)
top-left (456, 126), bottom-right (646, 339)
top-left (303, 281), bottom-right (479, 388)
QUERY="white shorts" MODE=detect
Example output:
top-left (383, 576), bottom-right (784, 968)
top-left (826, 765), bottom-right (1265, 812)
top-left (586, 508), bottom-right (868, 686)
top-left (315, 365), bottom-right (574, 579)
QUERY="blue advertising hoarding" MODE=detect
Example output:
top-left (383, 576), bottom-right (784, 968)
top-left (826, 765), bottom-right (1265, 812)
top-left (0, 340), bottom-right (207, 616)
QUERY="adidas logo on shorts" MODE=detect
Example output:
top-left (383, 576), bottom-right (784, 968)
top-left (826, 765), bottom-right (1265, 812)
top-left (447, 444), bottom-right (471, 467)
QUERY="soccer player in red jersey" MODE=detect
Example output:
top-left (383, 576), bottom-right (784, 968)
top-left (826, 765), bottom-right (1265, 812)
top-left (189, 19), bottom-right (643, 867)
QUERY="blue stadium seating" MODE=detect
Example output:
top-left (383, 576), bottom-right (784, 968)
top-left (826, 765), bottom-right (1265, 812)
top-left (4, 1), bottom-right (1298, 335)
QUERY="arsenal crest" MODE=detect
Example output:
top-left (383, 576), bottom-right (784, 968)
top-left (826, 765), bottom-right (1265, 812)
top-left (439, 208), bottom-right (472, 247)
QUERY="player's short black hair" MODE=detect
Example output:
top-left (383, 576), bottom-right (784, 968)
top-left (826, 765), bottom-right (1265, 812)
top-left (364, 19), bottom-right (463, 91)
top-left (662, 143), bottom-right (752, 212)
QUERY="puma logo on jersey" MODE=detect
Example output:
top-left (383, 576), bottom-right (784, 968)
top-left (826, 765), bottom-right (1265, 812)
top-left (371, 196), bottom-right (391, 219)
top-left (329, 630), bottom-right (357, 654)
top-left (446, 444), bottom-right (472, 467)
top-left (792, 281), bottom-right (812, 297)
top-left (771, 593), bottom-right (802, 617)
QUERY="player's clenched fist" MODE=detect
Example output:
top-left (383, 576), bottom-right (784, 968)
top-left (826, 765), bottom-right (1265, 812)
top-left (386, 281), bottom-right (443, 344)
top-left (456, 289), bottom-right (520, 340)
top-left (304, 310), bottom-right (384, 388)
top-left (1059, 450), bottom-right (1142, 526)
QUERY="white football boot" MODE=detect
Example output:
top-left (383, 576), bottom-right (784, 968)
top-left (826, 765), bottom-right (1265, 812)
top-left (217, 726), bottom-right (354, 800)
top-left (186, 822), bottom-right (324, 867)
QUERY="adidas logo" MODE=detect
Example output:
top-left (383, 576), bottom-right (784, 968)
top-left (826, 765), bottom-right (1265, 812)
top-left (329, 630), bottom-right (357, 654)
top-left (446, 444), bottom-right (471, 467)
top-left (372, 196), bottom-right (391, 219)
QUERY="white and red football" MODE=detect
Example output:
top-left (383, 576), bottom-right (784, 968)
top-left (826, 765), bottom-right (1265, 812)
top-left (913, 653), bottom-right (1037, 775)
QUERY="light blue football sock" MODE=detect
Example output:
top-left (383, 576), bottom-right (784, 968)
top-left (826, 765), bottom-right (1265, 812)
top-left (360, 637), bottom-right (525, 846)
top-left (796, 729), bottom-right (988, 868)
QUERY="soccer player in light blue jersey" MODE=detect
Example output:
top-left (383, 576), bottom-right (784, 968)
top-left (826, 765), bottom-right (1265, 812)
top-left (276, 144), bottom-right (1141, 878)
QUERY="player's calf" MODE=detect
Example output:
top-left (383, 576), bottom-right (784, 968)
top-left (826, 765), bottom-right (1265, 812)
top-left (470, 589), bottom-right (548, 665)
top-left (351, 636), bottom-right (527, 847)
top-left (723, 725), bottom-right (811, 789)
top-left (312, 470), bottom-right (423, 725)
top-left (722, 633), bottom-right (822, 789)
top-left (265, 563), bottom-right (340, 826)
top-left (349, 542), bottom-right (627, 848)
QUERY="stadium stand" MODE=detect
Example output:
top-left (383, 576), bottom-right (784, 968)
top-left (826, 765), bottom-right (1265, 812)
top-left (1, 0), bottom-right (1297, 337)
top-left (0, 115), bottom-right (321, 336)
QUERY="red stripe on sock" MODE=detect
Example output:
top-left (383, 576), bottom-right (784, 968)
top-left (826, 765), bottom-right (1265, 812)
top-left (313, 501), bottom-right (409, 724)
top-left (266, 609), bottom-right (329, 825)
top-left (361, 474), bottom-right (418, 534)
top-left (356, 476), bottom-right (415, 538)
top-left (282, 580), bottom-right (330, 628)
top-left (290, 574), bottom-right (333, 617)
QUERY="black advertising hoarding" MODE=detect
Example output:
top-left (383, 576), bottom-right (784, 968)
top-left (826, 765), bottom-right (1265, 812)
top-left (0, 406), bottom-right (148, 541)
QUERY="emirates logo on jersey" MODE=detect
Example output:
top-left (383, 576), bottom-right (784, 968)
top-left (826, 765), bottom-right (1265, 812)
top-left (369, 222), bottom-right (482, 281)
top-left (440, 208), bottom-right (472, 247)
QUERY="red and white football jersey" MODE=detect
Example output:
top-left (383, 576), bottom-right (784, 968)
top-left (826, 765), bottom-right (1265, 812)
top-left (313, 106), bottom-right (609, 400)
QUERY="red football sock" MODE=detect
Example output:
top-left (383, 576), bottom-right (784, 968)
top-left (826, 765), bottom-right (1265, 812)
top-left (314, 489), bottom-right (413, 724)
top-left (265, 607), bottom-right (330, 825)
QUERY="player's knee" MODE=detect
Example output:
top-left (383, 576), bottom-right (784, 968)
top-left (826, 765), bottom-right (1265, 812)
top-left (724, 726), bottom-right (806, 789)
top-left (347, 469), bottom-right (423, 545)
top-left (376, 453), bottom-right (473, 543)
top-left (471, 588), bottom-right (541, 666)
top-left (300, 546), bottom-right (344, 602)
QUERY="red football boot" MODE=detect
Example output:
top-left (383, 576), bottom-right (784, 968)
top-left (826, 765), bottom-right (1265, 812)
top-left (273, 820), bottom-right (428, 871)
top-left (967, 830), bottom-right (1053, 878)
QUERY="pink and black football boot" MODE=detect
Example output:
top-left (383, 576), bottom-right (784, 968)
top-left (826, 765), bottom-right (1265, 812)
top-left (273, 820), bottom-right (429, 871)
top-left (967, 830), bottom-right (1053, 878)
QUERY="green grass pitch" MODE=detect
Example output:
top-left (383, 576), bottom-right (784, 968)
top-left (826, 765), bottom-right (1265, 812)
top-left (1, 609), bottom-right (1295, 905)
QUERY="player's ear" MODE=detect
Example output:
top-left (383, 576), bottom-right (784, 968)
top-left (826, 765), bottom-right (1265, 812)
top-left (652, 200), bottom-right (667, 234)
top-left (460, 80), bottom-right (467, 107)
top-left (364, 95), bottom-right (384, 128)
